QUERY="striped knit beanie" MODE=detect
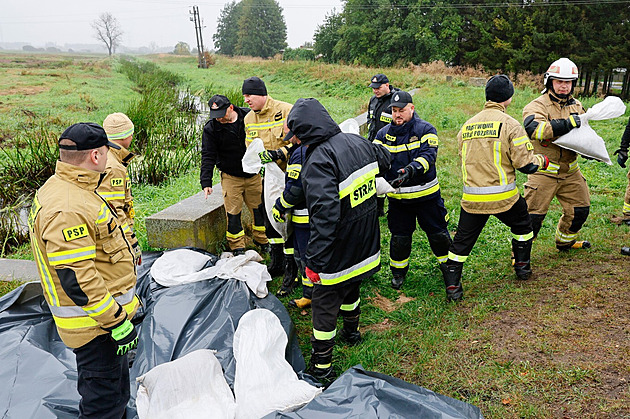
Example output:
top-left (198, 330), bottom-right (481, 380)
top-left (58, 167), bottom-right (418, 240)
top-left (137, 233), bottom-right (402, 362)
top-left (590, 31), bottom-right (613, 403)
top-left (103, 113), bottom-right (134, 141)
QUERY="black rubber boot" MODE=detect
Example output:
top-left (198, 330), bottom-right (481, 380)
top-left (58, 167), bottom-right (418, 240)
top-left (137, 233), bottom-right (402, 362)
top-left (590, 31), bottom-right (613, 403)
top-left (307, 348), bottom-right (336, 385)
top-left (339, 315), bottom-right (362, 346)
top-left (267, 244), bottom-right (284, 277)
top-left (254, 241), bottom-right (269, 255)
top-left (277, 253), bottom-right (298, 297)
top-left (512, 238), bottom-right (533, 280)
top-left (390, 235), bottom-right (412, 290)
top-left (441, 263), bottom-right (463, 302)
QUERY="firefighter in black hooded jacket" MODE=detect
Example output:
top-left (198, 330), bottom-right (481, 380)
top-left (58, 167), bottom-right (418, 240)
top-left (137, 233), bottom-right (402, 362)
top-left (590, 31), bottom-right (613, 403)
top-left (286, 98), bottom-right (391, 381)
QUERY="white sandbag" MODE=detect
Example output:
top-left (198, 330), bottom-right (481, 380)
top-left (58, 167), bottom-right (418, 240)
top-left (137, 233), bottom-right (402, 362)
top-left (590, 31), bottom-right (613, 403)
top-left (136, 349), bottom-right (236, 419)
top-left (554, 96), bottom-right (626, 165)
top-left (263, 162), bottom-right (289, 240)
top-left (233, 309), bottom-right (322, 419)
top-left (151, 249), bottom-right (271, 297)
top-left (242, 138), bottom-right (265, 174)
top-left (376, 177), bottom-right (395, 195)
top-left (339, 118), bottom-right (360, 135)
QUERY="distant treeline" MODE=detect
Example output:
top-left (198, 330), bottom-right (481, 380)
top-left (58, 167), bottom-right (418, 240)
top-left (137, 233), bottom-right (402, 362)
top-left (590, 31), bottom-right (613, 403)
top-left (314, 0), bottom-right (630, 98)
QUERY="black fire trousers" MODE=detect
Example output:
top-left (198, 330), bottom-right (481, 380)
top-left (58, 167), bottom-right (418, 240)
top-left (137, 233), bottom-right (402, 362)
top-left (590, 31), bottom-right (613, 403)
top-left (73, 334), bottom-right (129, 419)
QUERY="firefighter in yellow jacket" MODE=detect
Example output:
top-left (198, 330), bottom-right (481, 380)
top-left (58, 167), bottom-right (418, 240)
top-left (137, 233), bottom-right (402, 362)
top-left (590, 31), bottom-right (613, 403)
top-left (242, 76), bottom-right (298, 295)
top-left (443, 75), bottom-right (549, 301)
top-left (102, 112), bottom-right (142, 264)
top-left (28, 123), bottom-right (139, 418)
top-left (522, 58), bottom-right (590, 251)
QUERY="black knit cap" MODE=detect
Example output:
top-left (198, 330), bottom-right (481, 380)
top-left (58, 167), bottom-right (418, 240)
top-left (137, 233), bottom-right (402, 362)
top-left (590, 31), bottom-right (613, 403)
top-left (485, 74), bottom-right (514, 103)
top-left (242, 76), bottom-right (267, 96)
top-left (59, 123), bottom-right (120, 150)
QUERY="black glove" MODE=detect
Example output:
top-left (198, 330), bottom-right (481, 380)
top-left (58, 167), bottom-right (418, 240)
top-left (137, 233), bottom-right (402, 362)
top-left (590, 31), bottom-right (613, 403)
top-left (110, 319), bottom-right (138, 356)
top-left (614, 148), bottom-right (628, 168)
top-left (259, 149), bottom-right (284, 164)
top-left (390, 165), bottom-right (416, 188)
top-left (551, 114), bottom-right (581, 137)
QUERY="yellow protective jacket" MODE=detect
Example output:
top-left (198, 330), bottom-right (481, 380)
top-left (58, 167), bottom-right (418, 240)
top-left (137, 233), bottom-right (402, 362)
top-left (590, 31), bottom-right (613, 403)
top-left (458, 101), bottom-right (546, 214)
top-left (522, 92), bottom-right (585, 178)
top-left (100, 146), bottom-right (141, 259)
top-left (244, 96), bottom-right (292, 170)
top-left (28, 161), bottom-right (139, 349)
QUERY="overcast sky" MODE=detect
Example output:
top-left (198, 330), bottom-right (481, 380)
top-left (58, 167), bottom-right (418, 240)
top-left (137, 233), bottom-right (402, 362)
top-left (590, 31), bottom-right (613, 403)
top-left (0, 1), bottom-right (344, 49)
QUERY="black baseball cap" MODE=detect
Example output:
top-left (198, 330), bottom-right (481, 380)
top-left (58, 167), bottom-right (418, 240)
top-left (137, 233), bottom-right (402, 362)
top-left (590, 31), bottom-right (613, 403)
top-left (369, 73), bottom-right (389, 88)
top-left (59, 123), bottom-right (120, 150)
top-left (389, 91), bottom-right (413, 108)
top-left (208, 95), bottom-right (231, 118)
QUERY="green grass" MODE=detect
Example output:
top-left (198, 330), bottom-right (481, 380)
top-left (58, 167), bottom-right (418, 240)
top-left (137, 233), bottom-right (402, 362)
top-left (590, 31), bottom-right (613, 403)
top-left (1, 54), bottom-right (629, 418)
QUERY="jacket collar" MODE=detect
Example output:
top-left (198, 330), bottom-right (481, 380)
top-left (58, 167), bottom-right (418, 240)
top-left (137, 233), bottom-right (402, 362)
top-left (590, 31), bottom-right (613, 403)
top-left (54, 160), bottom-right (104, 191)
top-left (109, 145), bottom-right (136, 166)
top-left (484, 101), bottom-right (506, 112)
top-left (255, 95), bottom-right (276, 116)
top-left (548, 91), bottom-right (576, 106)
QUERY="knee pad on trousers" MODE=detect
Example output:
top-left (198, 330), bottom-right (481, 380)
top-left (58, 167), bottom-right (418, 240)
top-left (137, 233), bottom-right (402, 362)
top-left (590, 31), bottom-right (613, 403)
top-left (569, 206), bottom-right (590, 232)
top-left (427, 230), bottom-right (452, 256)
top-left (227, 212), bottom-right (242, 234)
top-left (252, 205), bottom-right (265, 228)
top-left (390, 235), bottom-right (412, 259)
top-left (530, 214), bottom-right (546, 238)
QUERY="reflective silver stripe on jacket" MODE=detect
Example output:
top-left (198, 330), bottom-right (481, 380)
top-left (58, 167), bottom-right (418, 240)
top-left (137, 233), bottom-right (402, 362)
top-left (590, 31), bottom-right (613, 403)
top-left (462, 182), bottom-right (516, 195)
top-left (293, 208), bottom-right (309, 216)
top-left (338, 162), bottom-right (379, 194)
top-left (47, 287), bottom-right (137, 318)
top-left (397, 177), bottom-right (439, 193)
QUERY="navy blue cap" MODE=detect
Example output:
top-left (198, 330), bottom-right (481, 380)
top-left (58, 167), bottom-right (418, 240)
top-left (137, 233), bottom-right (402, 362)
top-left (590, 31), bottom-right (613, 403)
top-left (59, 123), bottom-right (120, 150)
top-left (369, 74), bottom-right (389, 88)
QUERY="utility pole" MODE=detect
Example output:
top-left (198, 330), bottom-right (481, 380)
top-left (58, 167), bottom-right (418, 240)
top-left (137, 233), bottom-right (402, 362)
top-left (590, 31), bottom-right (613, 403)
top-left (189, 5), bottom-right (207, 68)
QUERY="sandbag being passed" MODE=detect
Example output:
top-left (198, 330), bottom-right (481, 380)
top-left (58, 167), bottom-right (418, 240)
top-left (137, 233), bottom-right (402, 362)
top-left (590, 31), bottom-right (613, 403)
top-left (263, 162), bottom-right (288, 240)
top-left (554, 96), bottom-right (627, 165)
top-left (242, 137), bottom-right (265, 174)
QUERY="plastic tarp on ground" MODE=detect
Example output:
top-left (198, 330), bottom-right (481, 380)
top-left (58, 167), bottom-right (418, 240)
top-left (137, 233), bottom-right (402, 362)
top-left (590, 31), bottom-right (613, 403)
top-left (0, 249), bottom-right (305, 418)
top-left (263, 365), bottom-right (484, 419)
top-left (0, 248), bottom-right (484, 418)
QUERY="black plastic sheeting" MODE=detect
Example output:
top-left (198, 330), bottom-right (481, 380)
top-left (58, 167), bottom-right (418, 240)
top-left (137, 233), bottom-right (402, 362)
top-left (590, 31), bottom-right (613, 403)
top-left (0, 248), bottom-right (484, 418)
top-left (0, 249), bottom-right (305, 418)
top-left (264, 365), bottom-right (484, 419)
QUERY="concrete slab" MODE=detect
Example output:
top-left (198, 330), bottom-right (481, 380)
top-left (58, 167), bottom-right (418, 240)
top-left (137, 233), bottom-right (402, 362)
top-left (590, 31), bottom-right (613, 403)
top-left (0, 258), bottom-right (39, 282)
top-left (145, 183), bottom-right (252, 253)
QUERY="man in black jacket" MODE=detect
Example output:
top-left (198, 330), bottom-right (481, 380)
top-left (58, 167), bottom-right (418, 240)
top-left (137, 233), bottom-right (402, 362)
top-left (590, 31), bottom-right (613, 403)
top-left (287, 98), bottom-right (391, 381)
top-left (367, 73), bottom-right (399, 217)
top-left (200, 94), bottom-right (268, 255)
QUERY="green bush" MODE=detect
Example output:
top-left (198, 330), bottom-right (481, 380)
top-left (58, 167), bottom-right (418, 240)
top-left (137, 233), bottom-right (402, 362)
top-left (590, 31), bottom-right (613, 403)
top-left (283, 47), bottom-right (315, 61)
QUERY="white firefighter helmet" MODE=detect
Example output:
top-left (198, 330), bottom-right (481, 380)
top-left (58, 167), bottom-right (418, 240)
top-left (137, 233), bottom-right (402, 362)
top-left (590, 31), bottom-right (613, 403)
top-left (544, 57), bottom-right (579, 86)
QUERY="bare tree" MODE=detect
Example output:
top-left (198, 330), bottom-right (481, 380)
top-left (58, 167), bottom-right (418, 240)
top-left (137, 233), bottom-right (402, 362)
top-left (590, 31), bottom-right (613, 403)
top-left (92, 13), bottom-right (123, 56)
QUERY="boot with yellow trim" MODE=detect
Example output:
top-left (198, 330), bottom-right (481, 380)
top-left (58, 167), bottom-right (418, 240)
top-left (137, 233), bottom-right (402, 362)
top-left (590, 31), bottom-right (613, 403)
top-left (307, 348), bottom-right (336, 386)
top-left (512, 238), bottom-right (533, 280)
top-left (557, 240), bottom-right (591, 251)
top-left (289, 297), bottom-right (311, 308)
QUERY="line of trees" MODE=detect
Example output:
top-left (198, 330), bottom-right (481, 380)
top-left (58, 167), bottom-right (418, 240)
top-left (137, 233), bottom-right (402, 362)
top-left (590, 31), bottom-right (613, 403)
top-left (213, 0), bottom-right (287, 58)
top-left (314, 0), bottom-right (630, 98)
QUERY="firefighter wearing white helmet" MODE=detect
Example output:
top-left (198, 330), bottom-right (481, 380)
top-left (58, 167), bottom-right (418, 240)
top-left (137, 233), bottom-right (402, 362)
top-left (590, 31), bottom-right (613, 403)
top-left (522, 57), bottom-right (591, 251)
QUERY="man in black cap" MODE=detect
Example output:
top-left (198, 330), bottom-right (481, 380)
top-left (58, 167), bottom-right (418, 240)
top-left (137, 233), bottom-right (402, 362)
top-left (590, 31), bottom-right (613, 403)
top-left (242, 76), bottom-right (298, 295)
top-left (442, 75), bottom-right (549, 301)
top-left (367, 73), bottom-right (399, 217)
top-left (201, 94), bottom-right (268, 255)
top-left (374, 90), bottom-right (452, 291)
top-left (28, 122), bottom-right (140, 418)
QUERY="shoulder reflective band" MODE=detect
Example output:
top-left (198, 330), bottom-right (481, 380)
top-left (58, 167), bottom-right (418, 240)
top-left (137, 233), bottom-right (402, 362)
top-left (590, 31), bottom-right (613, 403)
top-left (461, 121), bottom-right (502, 140)
top-left (422, 133), bottom-right (438, 146)
top-left (99, 191), bottom-right (125, 201)
top-left (512, 135), bottom-right (531, 147)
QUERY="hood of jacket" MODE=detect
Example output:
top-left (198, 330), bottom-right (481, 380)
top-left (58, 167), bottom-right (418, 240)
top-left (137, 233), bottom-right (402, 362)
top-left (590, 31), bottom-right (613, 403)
top-left (287, 98), bottom-right (341, 146)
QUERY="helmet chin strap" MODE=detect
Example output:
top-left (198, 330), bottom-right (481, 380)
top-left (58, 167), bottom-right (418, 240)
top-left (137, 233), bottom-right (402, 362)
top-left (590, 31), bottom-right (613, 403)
top-left (547, 79), bottom-right (575, 100)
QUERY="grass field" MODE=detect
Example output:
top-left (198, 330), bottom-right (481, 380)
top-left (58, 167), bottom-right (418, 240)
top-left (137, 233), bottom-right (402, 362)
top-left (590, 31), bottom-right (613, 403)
top-left (1, 53), bottom-right (628, 417)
